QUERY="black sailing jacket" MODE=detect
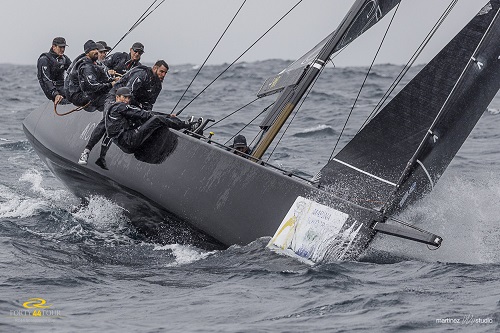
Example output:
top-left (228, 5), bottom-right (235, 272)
top-left (110, 66), bottom-right (162, 111)
top-left (37, 49), bottom-right (71, 100)
top-left (103, 52), bottom-right (141, 75)
top-left (105, 102), bottom-right (152, 139)
top-left (78, 58), bottom-right (113, 101)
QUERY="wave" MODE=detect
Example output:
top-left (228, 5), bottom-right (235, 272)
top-left (368, 171), bottom-right (500, 264)
top-left (293, 125), bottom-right (336, 138)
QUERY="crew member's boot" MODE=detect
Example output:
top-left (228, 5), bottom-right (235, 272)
top-left (95, 136), bottom-right (112, 170)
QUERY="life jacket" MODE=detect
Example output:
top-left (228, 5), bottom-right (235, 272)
top-left (64, 55), bottom-right (86, 98)
top-left (37, 51), bottom-right (71, 88)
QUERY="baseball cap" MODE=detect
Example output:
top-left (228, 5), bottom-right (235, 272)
top-left (131, 42), bottom-right (145, 53)
top-left (84, 40), bottom-right (98, 54)
top-left (116, 87), bottom-right (132, 97)
top-left (233, 135), bottom-right (248, 148)
top-left (53, 37), bottom-right (68, 47)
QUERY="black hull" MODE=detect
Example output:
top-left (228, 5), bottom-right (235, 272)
top-left (23, 102), bottom-right (380, 257)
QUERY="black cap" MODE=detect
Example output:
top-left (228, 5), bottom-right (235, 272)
top-left (116, 87), bottom-right (132, 97)
top-left (96, 40), bottom-right (111, 51)
top-left (233, 135), bottom-right (247, 148)
top-left (131, 42), bottom-right (144, 53)
top-left (96, 43), bottom-right (107, 52)
top-left (52, 37), bottom-right (68, 47)
top-left (84, 40), bottom-right (98, 54)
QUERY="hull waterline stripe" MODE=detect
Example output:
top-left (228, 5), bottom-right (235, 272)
top-left (416, 159), bottom-right (434, 189)
top-left (332, 158), bottom-right (397, 187)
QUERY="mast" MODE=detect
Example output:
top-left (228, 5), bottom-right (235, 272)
top-left (251, 0), bottom-right (399, 159)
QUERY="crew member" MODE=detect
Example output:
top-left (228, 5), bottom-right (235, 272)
top-left (96, 42), bottom-right (116, 82)
top-left (231, 135), bottom-right (252, 157)
top-left (78, 60), bottom-right (169, 168)
top-left (104, 42), bottom-right (144, 75)
top-left (78, 40), bottom-right (116, 110)
top-left (96, 40), bottom-right (112, 53)
top-left (106, 87), bottom-right (191, 154)
top-left (37, 37), bottom-right (71, 105)
top-left (66, 40), bottom-right (114, 103)
top-left (108, 59), bottom-right (168, 110)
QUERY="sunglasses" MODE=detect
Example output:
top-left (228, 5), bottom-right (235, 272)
top-left (132, 49), bottom-right (144, 54)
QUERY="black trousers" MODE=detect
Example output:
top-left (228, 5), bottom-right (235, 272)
top-left (115, 115), bottom-right (185, 153)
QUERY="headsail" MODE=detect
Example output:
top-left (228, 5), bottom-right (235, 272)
top-left (257, 0), bottom-right (401, 98)
top-left (317, 0), bottom-right (500, 214)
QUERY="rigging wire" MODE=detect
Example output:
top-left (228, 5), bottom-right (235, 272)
top-left (328, 2), bottom-right (401, 161)
top-left (266, 66), bottom-right (325, 162)
top-left (176, 0), bottom-right (304, 116)
top-left (359, 0), bottom-right (459, 130)
top-left (172, 0), bottom-right (248, 115)
top-left (206, 97), bottom-right (261, 130)
top-left (108, 0), bottom-right (165, 54)
top-left (223, 103), bottom-right (274, 145)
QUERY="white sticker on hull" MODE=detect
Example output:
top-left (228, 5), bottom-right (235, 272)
top-left (267, 196), bottom-right (360, 264)
top-left (80, 122), bottom-right (97, 141)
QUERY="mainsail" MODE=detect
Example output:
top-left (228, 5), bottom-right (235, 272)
top-left (252, 0), bottom-right (401, 159)
top-left (317, 0), bottom-right (500, 214)
top-left (257, 0), bottom-right (401, 98)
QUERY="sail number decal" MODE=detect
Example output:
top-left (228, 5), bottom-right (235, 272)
top-left (80, 122), bottom-right (97, 141)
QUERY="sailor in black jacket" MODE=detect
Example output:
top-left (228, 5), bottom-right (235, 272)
top-left (78, 40), bottom-right (115, 110)
top-left (106, 87), bottom-right (189, 154)
top-left (108, 59), bottom-right (168, 111)
top-left (104, 42), bottom-right (144, 75)
top-left (67, 40), bottom-right (114, 110)
top-left (78, 60), bottom-right (168, 168)
top-left (37, 37), bottom-right (71, 104)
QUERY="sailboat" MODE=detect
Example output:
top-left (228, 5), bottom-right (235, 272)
top-left (23, 0), bottom-right (500, 261)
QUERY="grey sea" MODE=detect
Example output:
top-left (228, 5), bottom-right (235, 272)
top-left (1, 60), bottom-right (499, 332)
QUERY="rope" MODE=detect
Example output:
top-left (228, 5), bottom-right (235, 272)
top-left (328, 1), bottom-right (401, 161)
top-left (109, 0), bottom-right (165, 54)
top-left (223, 104), bottom-right (272, 145)
top-left (206, 97), bottom-right (261, 129)
top-left (53, 102), bottom-right (90, 116)
top-left (172, 0), bottom-right (247, 115)
top-left (176, 0), bottom-right (304, 115)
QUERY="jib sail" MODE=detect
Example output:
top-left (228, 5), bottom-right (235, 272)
top-left (317, 0), bottom-right (500, 213)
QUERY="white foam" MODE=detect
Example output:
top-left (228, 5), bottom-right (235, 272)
top-left (0, 171), bottom-right (53, 218)
top-left (297, 124), bottom-right (334, 134)
top-left (18, 169), bottom-right (68, 201)
top-left (72, 195), bottom-right (130, 229)
top-left (154, 243), bottom-right (216, 266)
top-left (0, 196), bottom-right (48, 218)
top-left (372, 171), bottom-right (500, 264)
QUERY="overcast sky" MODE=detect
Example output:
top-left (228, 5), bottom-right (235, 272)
top-left (0, 0), bottom-right (487, 67)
